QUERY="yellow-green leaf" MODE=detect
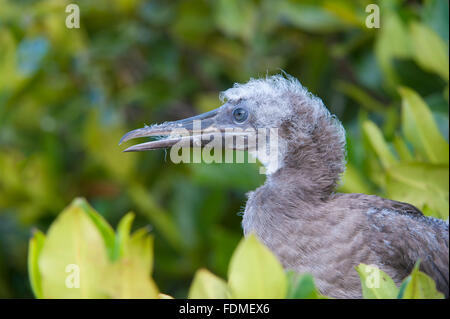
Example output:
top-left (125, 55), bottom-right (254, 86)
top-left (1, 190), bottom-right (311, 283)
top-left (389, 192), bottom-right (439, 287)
top-left (188, 269), bottom-right (229, 299)
top-left (105, 226), bottom-right (159, 299)
top-left (363, 121), bottom-right (398, 169)
top-left (78, 198), bottom-right (116, 261)
top-left (339, 163), bottom-right (375, 194)
top-left (393, 135), bottom-right (413, 162)
top-left (38, 199), bottom-right (111, 298)
top-left (399, 87), bottom-right (449, 164)
top-left (356, 264), bottom-right (399, 299)
top-left (28, 230), bottom-right (46, 298)
top-left (286, 272), bottom-right (325, 299)
top-left (114, 212), bottom-right (135, 260)
top-left (33, 198), bottom-right (159, 299)
top-left (228, 234), bottom-right (287, 298)
top-left (386, 163), bottom-right (449, 219)
top-left (127, 227), bottom-right (155, 275)
top-left (402, 265), bottom-right (444, 299)
top-left (410, 22), bottom-right (449, 81)
top-left (337, 81), bottom-right (385, 113)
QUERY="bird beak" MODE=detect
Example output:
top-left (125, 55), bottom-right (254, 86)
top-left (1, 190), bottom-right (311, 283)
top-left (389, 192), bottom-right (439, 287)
top-left (119, 107), bottom-right (227, 152)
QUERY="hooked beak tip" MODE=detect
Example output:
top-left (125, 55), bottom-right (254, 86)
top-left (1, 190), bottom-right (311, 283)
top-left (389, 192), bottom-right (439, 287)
top-left (120, 106), bottom-right (222, 152)
top-left (119, 130), bottom-right (136, 146)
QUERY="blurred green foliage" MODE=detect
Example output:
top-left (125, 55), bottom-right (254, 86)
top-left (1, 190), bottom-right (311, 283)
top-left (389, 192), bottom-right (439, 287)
top-left (0, 0), bottom-right (448, 298)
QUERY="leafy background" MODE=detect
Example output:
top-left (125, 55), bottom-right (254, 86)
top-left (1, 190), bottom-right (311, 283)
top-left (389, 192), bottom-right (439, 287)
top-left (0, 0), bottom-right (448, 298)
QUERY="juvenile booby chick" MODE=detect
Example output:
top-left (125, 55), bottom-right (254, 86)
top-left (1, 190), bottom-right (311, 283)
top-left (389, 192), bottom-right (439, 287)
top-left (120, 75), bottom-right (449, 298)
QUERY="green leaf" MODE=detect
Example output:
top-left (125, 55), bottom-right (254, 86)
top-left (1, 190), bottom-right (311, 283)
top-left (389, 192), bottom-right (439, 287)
top-left (401, 264), bottom-right (444, 299)
top-left (410, 22), bottom-right (449, 81)
top-left (393, 135), bottom-right (413, 162)
top-left (228, 234), bottom-right (287, 298)
top-left (339, 163), bottom-right (374, 194)
top-left (362, 121), bottom-right (398, 169)
top-left (113, 212), bottom-right (135, 260)
top-left (127, 227), bottom-right (156, 277)
top-left (28, 230), bottom-right (46, 299)
top-left (356, 264), bottom-right (399, 299)
top-left (188, 269), bottom-right (229, 299)
top-left (76, 198), bottom-right (116, 261)
top-left (385, 163), bottom-right (449, 218)
top-left (397, 276), bottom-right (411, 299)
top-left (286, 272), bottom-right (324, 299)
top-left (399, 87), bottom-right (449, 164)
top-left (105, 226), bottom-right (159, 299)
top-left (33, 198), bottom-right (159, 298)
top-left (336, 81), bottom-right (385, 113)
top-left (38, 199), bottom-right (112, 298)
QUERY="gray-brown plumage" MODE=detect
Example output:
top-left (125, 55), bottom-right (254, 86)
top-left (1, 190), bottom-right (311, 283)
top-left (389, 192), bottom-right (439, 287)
top-left (120, 75), bottom-right (449, 298)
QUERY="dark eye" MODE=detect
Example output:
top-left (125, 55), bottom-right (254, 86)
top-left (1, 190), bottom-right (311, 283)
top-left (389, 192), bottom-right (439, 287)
top-left (232, 107), bottom-right (248, 123)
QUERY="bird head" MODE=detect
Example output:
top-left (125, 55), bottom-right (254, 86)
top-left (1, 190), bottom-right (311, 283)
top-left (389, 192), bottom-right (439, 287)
top-left (119, 74), bottom-right (346, 176)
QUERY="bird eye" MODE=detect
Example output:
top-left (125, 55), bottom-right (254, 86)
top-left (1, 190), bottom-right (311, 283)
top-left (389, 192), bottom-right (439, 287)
top-left (232, 107), bottom-right (248, 123)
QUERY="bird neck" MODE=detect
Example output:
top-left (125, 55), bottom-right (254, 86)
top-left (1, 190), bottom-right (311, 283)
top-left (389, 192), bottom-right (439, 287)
top-left (242, 136), bottom-right (345, 238)
top-left (269, 124), bottom-right (346, 200)
top-left (243, 105), bottom-right (347, 238)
